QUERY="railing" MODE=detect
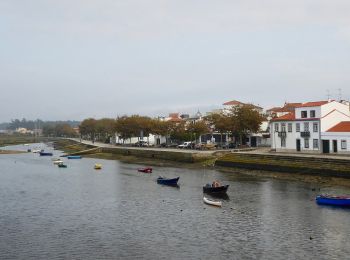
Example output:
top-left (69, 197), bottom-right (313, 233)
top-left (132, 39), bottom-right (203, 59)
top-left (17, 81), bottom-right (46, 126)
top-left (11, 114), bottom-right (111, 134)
top-left (300, 131), bottom-right (310, 137)
top-left (278, 131), bottom-right (287, 138)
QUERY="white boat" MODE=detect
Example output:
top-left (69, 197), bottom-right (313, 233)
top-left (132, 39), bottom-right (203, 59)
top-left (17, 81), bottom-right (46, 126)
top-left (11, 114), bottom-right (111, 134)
top-left (203, 196), bottom-right (222, 207)
top-left (32, 149), bottom-right (43, 153)
top-left (53, 159), bottom-right (64, 164)
top-left (94, 163), bottom-right (102, 170)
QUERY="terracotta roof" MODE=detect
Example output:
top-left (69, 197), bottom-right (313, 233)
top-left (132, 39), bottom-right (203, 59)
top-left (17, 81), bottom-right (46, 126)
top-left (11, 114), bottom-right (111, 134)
top-left (296, 101), bottom-right (329, 108)
top-left (266, 107), bottom-right (282, 112)
top-left (223, 100), bottom-right (243, 106)
top-left (326, 121), bottom-right (350, 132)
top-left (271, 112), bottom-right (295, 121)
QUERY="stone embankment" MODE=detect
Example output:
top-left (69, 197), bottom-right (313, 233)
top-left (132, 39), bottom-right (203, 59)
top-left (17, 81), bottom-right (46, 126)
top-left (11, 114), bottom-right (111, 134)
top-left (216, 153), bottom-right (350, 178)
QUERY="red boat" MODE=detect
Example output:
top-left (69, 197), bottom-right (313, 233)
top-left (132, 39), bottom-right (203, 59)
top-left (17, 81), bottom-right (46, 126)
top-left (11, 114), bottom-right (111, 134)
top-left (138, 167), bottom-right (152, 173)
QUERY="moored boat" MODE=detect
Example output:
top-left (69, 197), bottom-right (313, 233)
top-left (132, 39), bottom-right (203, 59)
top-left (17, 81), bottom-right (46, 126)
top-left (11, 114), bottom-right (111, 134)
top-left (203, 181), bottom-right (229, 194)
top-left (203, 196), bottom-right (222, 207)
top-left (94, 163), bottom-right (102, 170)
top-left (156, 176), bottom-right (179, 186)
top-left (53, 159), bottom-right (64, 165)
top-left (138, 167), bottom-right (152, 173)
top-left (40, 151), bottom-right (53, 156)
top-left (67, 155), bottom-right (82, 159)
top-left (316, 195), bottom-right (350, 207)
top-left (58, 163), bottom-right (67, 168)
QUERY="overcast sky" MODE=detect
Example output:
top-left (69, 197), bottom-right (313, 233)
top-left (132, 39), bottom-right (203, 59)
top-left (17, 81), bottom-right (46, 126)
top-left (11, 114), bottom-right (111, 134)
top-left (1, 0), bottom-right (350, 122)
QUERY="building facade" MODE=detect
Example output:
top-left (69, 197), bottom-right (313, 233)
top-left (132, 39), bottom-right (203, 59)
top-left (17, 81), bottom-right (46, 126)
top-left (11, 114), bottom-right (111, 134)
top-left (270, 100), bottom-right (350, 153)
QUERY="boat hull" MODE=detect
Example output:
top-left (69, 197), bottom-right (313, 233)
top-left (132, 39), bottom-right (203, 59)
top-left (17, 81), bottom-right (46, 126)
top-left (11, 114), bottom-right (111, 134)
top-left (67, 156), bottom-right (82, 159)
top-left (138, 167), bottom-right (152, 173)
top-left (40, 152), bottom-right (53, 156)
top-left (203, 197), bottom-right (222, 207)
top-left (203, 185), bottom-right (229, 194)
top-left (316, 195), bottom-right (350, 207)
top-left (157, 177), bottom-right (179, 186)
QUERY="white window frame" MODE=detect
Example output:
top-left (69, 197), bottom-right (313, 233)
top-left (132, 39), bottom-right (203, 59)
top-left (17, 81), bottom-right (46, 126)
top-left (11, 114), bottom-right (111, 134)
top-left (296, 123), bottom-right (300, 132)
top-left (274, 123), bottom-right (279, 132)
top-left (341, 140), bottom-right (347, 150)
top-left (304, 139), bottom-right (309, 148)
top-left (313, 123), bottom-right (318, 133)
top-left (288, 123), bottom-right (292, 132)
top-left (304, 122), bottom-right (309, 132)
top-left (313, 139), bottom-right (319, 149)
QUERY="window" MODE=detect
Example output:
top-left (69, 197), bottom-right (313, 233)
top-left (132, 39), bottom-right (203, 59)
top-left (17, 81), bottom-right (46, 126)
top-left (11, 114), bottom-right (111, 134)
top-left (281, 138), bottom-right (286, 147)
top-left (313, 123), bottom-right (318, 132)
top-left (304, 139), bottom-right (309, 148)
top-left (304, 122), bottom-right (309, 132)
top-left (301, 111), bottom-right (307, 118)
top-left (310, 110), bottom-right (316, 118)
top-left (281, 123), bottom-right (286, 132)
top-left (296, 123), bottom-right (300, 132)
top-left (288, 123), bottom-right (292, 132)
top-left (341, 140), bottom-right (347, 150)
top-left (313, 139), bottom-right (319, 149)
top-left (274, 123), bottom-right (279, 132)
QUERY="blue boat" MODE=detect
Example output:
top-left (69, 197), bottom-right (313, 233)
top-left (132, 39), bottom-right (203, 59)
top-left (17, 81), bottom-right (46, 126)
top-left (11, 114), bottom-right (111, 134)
top-left (40, 152), bottom-right (53, 156)
top-left (316, 195), bottom-right (350, 207)
top-left (156, 176), bottom-right (179, 186)
top-left (67, 155), bottom-right (82, 159)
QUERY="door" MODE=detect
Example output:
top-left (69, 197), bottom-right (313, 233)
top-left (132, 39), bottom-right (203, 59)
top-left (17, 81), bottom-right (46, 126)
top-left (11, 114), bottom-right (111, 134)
top-left (296, 139), bottom-right (301, 151)
top-left (322, 140), bottom-right (330, 153)
top-left (251, 137), bottom-right (257, 147)
top-left (333, 140), bottom-right (338, 153)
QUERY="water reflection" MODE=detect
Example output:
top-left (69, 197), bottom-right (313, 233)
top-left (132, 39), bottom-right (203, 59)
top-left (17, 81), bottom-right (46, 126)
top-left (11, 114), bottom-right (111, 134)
top-left (0, 143), bottom-right (350, 259)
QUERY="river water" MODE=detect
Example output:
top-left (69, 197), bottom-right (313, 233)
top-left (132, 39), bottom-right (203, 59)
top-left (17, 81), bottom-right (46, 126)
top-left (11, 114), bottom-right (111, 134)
top-left (1, 144), bottom-right (350, 260)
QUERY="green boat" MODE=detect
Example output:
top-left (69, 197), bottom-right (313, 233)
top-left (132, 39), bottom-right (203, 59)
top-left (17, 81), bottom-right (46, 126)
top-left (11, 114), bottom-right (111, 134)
top-left (58, 164), bottom-right (67, 168)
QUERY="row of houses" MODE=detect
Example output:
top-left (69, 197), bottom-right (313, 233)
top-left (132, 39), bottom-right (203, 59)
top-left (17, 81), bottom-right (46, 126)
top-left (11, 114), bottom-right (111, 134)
top-left (112, 98), bottom-right (350, 155)
top-left (270, 100), bottom-right (350, 154)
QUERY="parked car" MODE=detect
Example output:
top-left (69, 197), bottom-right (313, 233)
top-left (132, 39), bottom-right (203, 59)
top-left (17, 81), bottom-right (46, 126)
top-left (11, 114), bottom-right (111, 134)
top-left (178, 142), bottom-right (193, 149)
top-left (194, 142), bottom-right (206, 150)
top-left (133, 140), bottom-right (149, 147)
top-left (220, 143), bottom-right (236, 149)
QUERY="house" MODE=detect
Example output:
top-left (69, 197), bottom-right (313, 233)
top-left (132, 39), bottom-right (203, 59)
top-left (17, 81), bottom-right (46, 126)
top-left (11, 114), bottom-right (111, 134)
top-left (270, 100), bottom-right (350, 153)
top-left (223, 100), bottom-right (264, 114)
top-left (322, 121), bottom-right (350, 154)
top-left (266, 103), bottom-right (302, 119)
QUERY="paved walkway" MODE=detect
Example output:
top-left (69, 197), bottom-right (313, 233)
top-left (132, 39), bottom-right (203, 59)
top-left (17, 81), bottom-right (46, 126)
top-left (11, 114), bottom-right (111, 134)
top-left (69, 138), bottom-right (216, 154)
top-left (69, 139), bottom-right (350, 160)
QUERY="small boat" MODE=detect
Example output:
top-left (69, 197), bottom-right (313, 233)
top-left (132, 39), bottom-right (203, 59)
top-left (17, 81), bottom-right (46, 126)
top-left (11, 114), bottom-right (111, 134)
top-left (27, 149), bottom-right (31, 152)
top-left (203, 196), bottom-right (222, 207)
top-left (40, 152), bottom-right (53, 156)
top-left (53, 159), bottom-right (64, 165)
top-left (67, 155), bottom-right (82, 159)
top-left (33, 149), bottom-right (43, 153)
top-left (316, 195), bottom-right (350, 207)
top-left (138, 167), bottom-right (152, 173)
top-left (203, 182), bottom-right (229, 194)
top-left (156, 176), bottom-right (179, 186)
top-left (58, 163), bottom-right (67, 168)
top-left (94, 163), bottom-right (102, 170)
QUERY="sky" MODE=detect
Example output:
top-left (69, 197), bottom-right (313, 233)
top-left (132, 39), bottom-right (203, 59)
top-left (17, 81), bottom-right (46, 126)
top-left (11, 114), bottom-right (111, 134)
top-left (1, 0), bottom-right (350, 122)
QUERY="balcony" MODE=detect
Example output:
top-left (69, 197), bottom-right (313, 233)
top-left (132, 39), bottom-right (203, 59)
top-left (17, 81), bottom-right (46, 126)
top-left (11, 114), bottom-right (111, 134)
top-left (278, 131), bottom-right (287, 138)
top-left (300, 131), bottom-right (310, 138)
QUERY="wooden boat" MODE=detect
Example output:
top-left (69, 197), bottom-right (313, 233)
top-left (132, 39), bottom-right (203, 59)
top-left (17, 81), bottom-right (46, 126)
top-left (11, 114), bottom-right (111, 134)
top-left (316, 195), bottom-right (350, 207)
top-left (94, 163), bottom-right (102, 170)
top-left (67, 155), bottom-right (82, 159)
top-left (203, 183), bottom-right (229, 194)
top-left (53, 159), bottom-right (64, 165)
top-left (58, 163), bottom-right (67, 168)
top-left (156, 176), bottom-right (179, 186)
top-left (203, 196), bottom-right (222, 207)
top-left (138, 167), bottom-right (152, 173)
top-left (39, 151), bottom-right (53, 156)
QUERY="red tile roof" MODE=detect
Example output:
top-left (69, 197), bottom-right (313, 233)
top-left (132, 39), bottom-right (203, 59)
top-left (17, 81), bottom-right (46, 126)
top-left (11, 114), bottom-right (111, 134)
top-left (296, 101), bottom-right (329, 108)
top-left (223, 100), bottom-right (243, 106)
top-left (326, 121), bottom-right (350, 132)
top-left (271, 112), bottom-right (296, 121)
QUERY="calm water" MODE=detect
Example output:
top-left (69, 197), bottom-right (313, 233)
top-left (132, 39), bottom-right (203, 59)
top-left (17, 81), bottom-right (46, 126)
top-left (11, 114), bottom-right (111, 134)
top-left (1, 144), bottom-right (350, 260)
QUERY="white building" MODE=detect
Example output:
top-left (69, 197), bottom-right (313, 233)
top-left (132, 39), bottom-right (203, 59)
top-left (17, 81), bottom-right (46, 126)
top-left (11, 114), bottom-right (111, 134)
top-left (322, 121), bottom-right (350, 154)
top-left (271, 100), bottom-right (350, 153)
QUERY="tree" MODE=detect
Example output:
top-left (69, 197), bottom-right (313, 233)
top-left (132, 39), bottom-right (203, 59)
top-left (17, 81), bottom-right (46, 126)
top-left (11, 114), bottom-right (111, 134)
top-left (186, 121), bottom-right (209, 142)
top-left (79, 118), bottom-right (97, 141)
top-left (227, 105), bottom-right (264, 146)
